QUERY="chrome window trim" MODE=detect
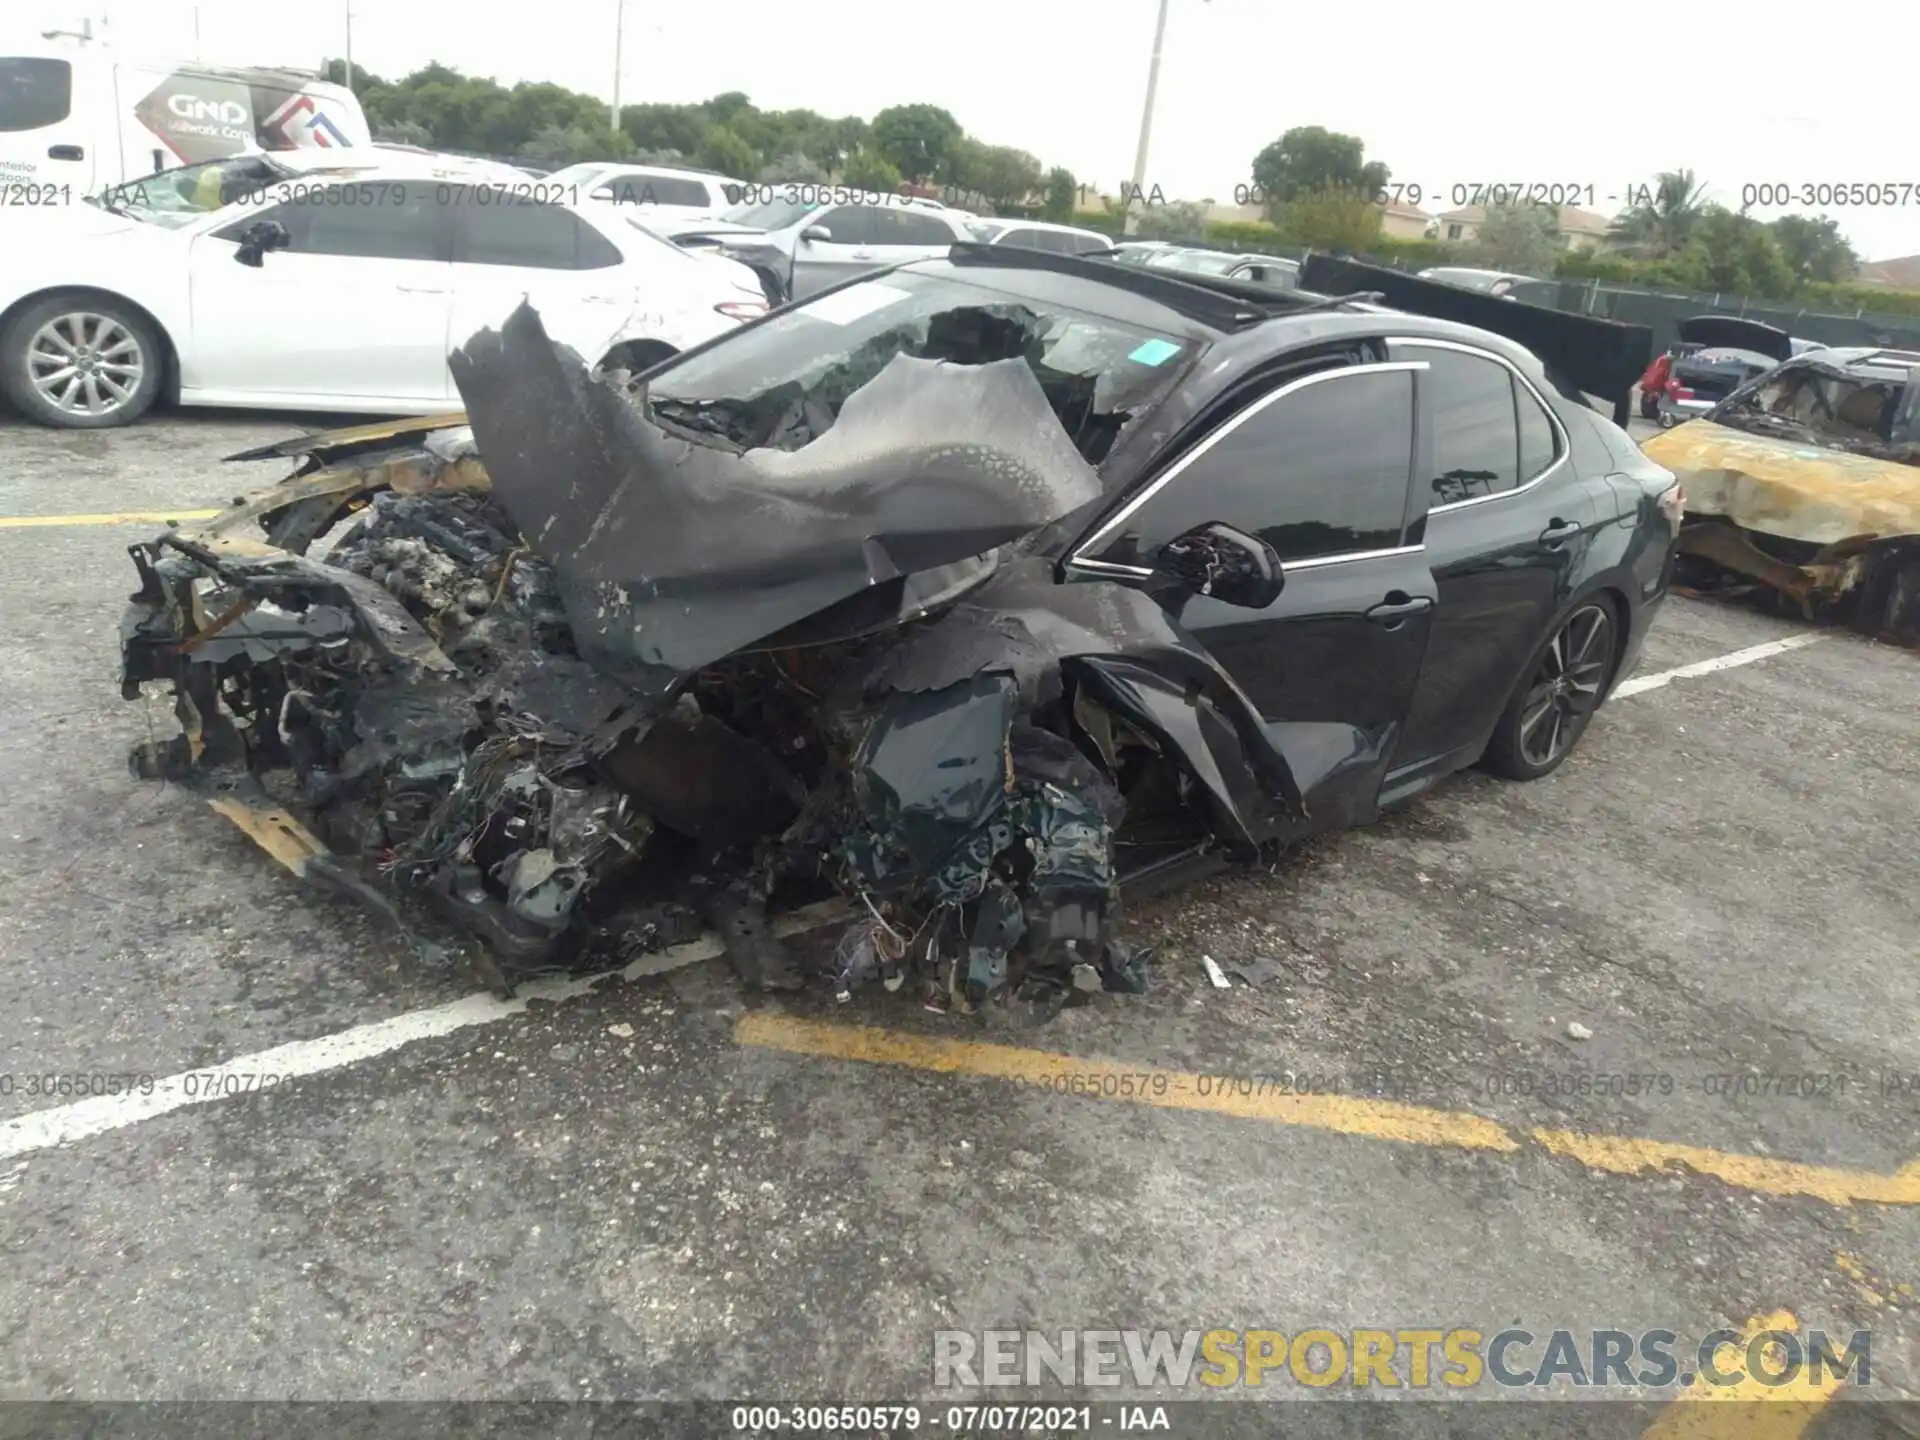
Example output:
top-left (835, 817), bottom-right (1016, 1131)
top-left (1386, 336), bottom-right (1571, 514)
top-left (1068, 359), bottom-right (1428, 572)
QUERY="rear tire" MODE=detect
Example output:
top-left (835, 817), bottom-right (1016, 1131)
top-left (0, 292), bottom-right (163, 429)
top-left (1481, 600), bottom-right (1619, 781)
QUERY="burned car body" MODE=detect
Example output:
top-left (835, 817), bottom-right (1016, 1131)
top-left (121, 247), bottom-right (1681, 1009)
top-left (1640, 346), bottom-right (1920, 645)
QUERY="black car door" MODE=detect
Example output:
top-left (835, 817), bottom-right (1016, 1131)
top-left (1383, 337), bottom-right (1608, 776)
top-left (1069, 358), bottom-right (1436, 834)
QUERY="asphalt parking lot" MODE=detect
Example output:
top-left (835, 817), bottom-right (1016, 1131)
top-left (0, 407), bottom-right (1916, 1435)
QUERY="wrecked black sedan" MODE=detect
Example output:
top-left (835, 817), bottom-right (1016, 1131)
top-left (120, 247), bottom-right (1681, 1013)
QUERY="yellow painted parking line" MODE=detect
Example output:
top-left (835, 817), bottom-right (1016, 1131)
top-left (1640, 1311), bottom-right (1844, 1439)
top-left (1536, 1130), bottom-right (1920, 1207)
top-left (735, 1014), bottom-right (1920, 1207)
top-left (0, 509), bottom-right (224, 529)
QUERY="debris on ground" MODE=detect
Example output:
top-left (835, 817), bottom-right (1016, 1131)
top-left (1566, 1021), bottom-right (1594, 1041)
top-left (1227, 956), bottom-right (1287, 987)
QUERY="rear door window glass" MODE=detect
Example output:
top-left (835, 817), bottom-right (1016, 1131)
top-left (456, 196), bottom-right (620, 268)
top-left (599, 172), bottom-right (711, 207)
top-left (0, 58), bottom-right (72, 131)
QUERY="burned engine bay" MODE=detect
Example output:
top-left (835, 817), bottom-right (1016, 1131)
top-left (120, 302), bottom-right (1304, 1016)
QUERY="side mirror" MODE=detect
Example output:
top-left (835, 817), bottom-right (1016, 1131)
top-left (799, 224), bottom-right (832, 244)
top-left (1155, 522), bottom-right (1284, 609)
top-left (233, 218), bottom-right (290, 268)
top-left (589, 184), bottom-right (615, 202)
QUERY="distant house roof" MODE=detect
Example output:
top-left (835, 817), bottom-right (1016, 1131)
top-left (1379, 198), bottom-right (1435, 222)
top-left (1436, 204), bottom-right (1486, 225)
top-left (1858, 253), bottom-right (1920, 289)
top-left (1556, 205), bottom-right (1613, 236)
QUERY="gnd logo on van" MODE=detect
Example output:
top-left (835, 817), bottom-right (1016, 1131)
top-left (134, 71), bottom-right (354, 164)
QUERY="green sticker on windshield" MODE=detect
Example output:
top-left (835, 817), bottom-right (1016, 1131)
top-left (1128, 338), bottom-right (1181, 366)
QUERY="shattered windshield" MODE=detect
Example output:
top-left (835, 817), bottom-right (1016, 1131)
top-left (643, 266), bottom-right (1200, 466)
top-left (1715, 362), bottom-right (1920, 461)
top-left (93, 154), bottom-right (294, 227)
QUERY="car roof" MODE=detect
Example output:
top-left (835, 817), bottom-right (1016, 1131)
top-left (1799, 345), bottom-right (1920, 375)
top-left (265, 149), bottom-right (525, 182)
top-left (985, 218), bottom-right (1106, 237)
top-left (917, 245), bottom-right (1559, 370)
top-left (594, 163), bottom-right (740, 183)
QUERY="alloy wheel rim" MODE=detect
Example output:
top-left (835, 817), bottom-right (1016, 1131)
top-left (28, 312), bottom-right (144, 417)
top-left (1518, 604), bottom-right (1612, 767)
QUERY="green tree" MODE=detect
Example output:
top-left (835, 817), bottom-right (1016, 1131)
top-left (974, 146), bottom-right (1043, 209)
top-left (939, 136), bottom-right (990, 205)
top-left (515, 123), bottom-right (632, 169)
top-left (1042, 167), bottom-right (1077, 221)
top-left (701, 91), bottom-right (754, 126)
top-left (1276, 191), bottom-right (1383, 251)
top-left (842, 147), bottom-right (903, 193)
top-left (870, 103), bottom-right (963, 183)
top-left (1469, 202), bottom-right (1562, 275)
top-left (693, 125), bottom-right (758, 177)
top-left (760, 152), bottom-right (828, 184)
top-left (372, 118), bottom-right (433, 147)
top-left (619, 103), bottom-right (711, 158)
top-left (1768, 215), bottom-right (1858, 286)
top-left (1610, 169), bottom-right (1709, 257)
top-left (1671, 207), bottom-right (1793, 297)
top-left (1249, 125), bottom-right (1389, 217)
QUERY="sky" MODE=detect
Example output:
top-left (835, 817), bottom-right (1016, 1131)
top-left (22, 0), bottom-right (1920, 261)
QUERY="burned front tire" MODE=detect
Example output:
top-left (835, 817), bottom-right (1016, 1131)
top-left (1, 292), bottom-right (163, 429)
top-left (1481, 600), bottom-right (1618, 781)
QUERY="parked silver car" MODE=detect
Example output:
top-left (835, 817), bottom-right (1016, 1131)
top-left (965, 218), bottom-right (1114, 255)
top-left (1145, 247), bottom-right (1300, 290)
top-left (658, 192), bottom-right (973, 303)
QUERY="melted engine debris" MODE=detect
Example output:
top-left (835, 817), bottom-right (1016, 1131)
top-left (116, 303), bottom-right (1274, 1015)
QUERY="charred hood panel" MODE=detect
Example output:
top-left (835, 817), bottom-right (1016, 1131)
top-left (446, 302), bottom-right (1103, 698)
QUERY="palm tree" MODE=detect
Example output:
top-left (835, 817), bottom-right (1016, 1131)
top-left (1609, 169), bottom-right (1709, 257)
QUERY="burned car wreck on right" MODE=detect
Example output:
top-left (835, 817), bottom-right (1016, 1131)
top-left (1640, 345), bottom-right (1920, 646)
top-left (119, 248), bottom-right (1679, 1014)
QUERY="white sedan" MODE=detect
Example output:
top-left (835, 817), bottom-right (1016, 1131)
top-left (0, 151), bottom-right (771, 428)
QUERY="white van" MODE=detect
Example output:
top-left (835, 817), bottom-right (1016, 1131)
top-left (0, 40), bottom-right (371, 199)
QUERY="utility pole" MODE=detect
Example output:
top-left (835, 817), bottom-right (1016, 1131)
top-left (1123, 0), bottom-right (1171, 237)
top-left (1126, 0), bottom-right (1209, 236)
top-left (343, 3), bottom-right (355, 91)
top-left (610, 0), bottom-right (625, 133)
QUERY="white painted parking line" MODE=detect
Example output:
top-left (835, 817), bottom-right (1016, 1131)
top-left (0, 902), bottom-right (844, 1164)
top-left (1613, 633), bottom-right (1826, 699)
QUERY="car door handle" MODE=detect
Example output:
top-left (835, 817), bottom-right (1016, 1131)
top-left (395, 285), bottom-right (448, 295)
top-left (852, 250), bottom-right (875, 259)
top-left (1539, 518), bottom-right (1582, 544)
top-left (1365, 593), bottom-right (1434, 624)
top-left (48, 144), bottom-right (84, 160)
